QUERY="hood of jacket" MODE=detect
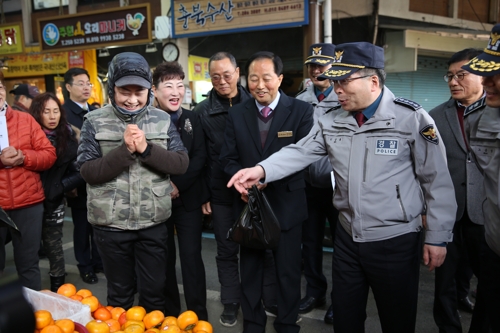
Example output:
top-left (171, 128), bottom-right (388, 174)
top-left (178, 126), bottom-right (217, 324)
top-left (107, 52), bottom-right (153, 118)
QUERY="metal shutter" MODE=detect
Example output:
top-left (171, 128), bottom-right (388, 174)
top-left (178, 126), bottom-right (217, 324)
top-left (385, 56), bottom-right (450, 112)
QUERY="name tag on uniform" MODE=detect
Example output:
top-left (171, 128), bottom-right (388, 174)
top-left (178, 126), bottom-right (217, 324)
top-left (278, 131), bottom-right (293, 138)
top-left (375, 139), bottom-right (398, 155)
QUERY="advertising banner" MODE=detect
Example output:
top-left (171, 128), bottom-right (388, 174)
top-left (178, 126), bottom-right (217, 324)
top-left (0, 23), bottom-right (24, 55)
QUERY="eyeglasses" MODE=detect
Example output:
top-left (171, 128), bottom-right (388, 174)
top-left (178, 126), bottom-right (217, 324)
top-left (211, 69), bottom-right (236, 83)
top-left (443, 73), bottom-right (468, 82)
top-left (333, 75), bottom-right (372, 87)
top-left (72, 82), bottom-right (93, 88)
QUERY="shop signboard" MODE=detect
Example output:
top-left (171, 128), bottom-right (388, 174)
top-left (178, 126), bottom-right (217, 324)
top-left (172, 0), bottom-right (308, 38)
top-left (3, 49), bottom-right (85, 78)
top-left (37, 3), bottom-right (151, 52)
top-left (0, 23), bottom-right (24, 55)
top-left (188, 55), bottom-right (211, 82)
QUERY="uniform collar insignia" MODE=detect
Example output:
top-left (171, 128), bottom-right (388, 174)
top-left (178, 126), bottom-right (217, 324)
top-left (464, 96), bottom-right (486, 117)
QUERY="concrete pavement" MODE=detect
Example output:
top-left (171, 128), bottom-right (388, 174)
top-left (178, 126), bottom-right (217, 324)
top-left (2, 215), bottom-right (475, 332)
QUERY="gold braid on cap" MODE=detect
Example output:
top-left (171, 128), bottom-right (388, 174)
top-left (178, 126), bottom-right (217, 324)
top-left (330, 63), bottom-right (366, 68)
top-left (484, 48), bottom-right (500, 57)
top-left (323, 69), bottom-right (352, 77)
top-left (466, 57), bottom-right (500, 72)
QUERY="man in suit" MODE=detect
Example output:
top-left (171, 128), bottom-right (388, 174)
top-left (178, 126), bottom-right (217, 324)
top-left (63, 67), bottom-right (102, 284)
top-left (429, 48), bottom-right (488, 333)
top-left (220, 51), bottom-right (314, 333)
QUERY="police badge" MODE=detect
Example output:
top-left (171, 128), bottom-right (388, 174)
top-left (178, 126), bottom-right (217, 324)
top-left (184, 118), bottom-right (193, 136)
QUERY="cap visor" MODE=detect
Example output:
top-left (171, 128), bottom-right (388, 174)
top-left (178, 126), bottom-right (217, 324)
top-left (115, 76), bottom-right (151, 89)
top-left (462, 53), bottom-right (500, 76)
top-left (318, 66), bottom-right (361, 81)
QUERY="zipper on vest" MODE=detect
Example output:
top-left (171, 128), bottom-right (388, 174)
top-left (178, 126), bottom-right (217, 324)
top-left (396, 184), bottom-right (408, 222)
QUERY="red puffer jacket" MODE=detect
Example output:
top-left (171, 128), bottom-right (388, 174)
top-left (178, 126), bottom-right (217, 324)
top-left (0, 106), bottom-right (57, 210)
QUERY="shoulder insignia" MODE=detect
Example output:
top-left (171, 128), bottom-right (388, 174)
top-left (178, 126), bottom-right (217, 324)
top-left (295, 88), bottom-right (307, 97)
top-left (394, 97), bottom-right (422, 111)
top-left (325, 104), bottom-right (342, 113)
top-left (419, 124), bottom-right (439, 145)
top-left (464, 96), bottom-right (486, 117)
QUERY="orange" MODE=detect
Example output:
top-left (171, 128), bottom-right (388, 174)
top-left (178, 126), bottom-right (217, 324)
top-left (106, 305), bottom-right (115, 312)
top-left (35, 310), bottom-right (54, 330)
top-left (105, 319), bottom-right (121, 333)
top-left (70, 294), bottom-right (84, 302)
top-left (94, 307), bottom-right (113, 321)
top-left (111, 307), bottom-right (126, 321)
top-left (145, 329), bottom-right (160, 333)
top-left (123, 324), bottom-right (145, 333)
top-left (40, 324), bottom-right (63, 333)
top-left (54, 319), bottom-right (75, 333)
top-left (122, 320), bottom-right (145, 331)
top-left (162, 326), bottom-right (181, 333)
top-left (76, 289), bottom-right (93, 298)
top-left (57, 283), bottom-right (77, 297)
top-left (125, 306), bottom-right (146, 322)
top-left (160, 316), bottom-right (177, 329)
top-left (82, 295), bottom-right (100, 312)
top-left (86, 319), bottom-right (111, 333)
top-left (177, 310), bottom-right (198, 331)
top-left (143, 310), bottom-right (164, 329)
top-left (192, 320), bottom-right (212, 333)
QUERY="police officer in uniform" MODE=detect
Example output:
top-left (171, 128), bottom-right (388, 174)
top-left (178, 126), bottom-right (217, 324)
top-left (462, 23), bottom-right (500, 331)
top-left (227, 42), bottom-right (456, 333)
top-left (295, 43), bottom-right (339, 323)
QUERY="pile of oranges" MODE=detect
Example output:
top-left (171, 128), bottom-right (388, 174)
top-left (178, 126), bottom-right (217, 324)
top-left (45, 283), bottom-right (213, 333)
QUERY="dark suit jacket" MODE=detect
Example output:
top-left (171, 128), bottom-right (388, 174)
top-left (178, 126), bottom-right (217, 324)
top-left (220, 92), bottom-right (314, 230)
top-left (429, 98), bottom-right (484, 225)
top-left (63, 99), bottom-right (96, 130)
top-left (63, 99), bottom-right (96, 209)
top-left (170, 108), bottom-right (208, 211)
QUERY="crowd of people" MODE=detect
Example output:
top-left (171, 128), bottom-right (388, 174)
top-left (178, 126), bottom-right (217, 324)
top-left (1, 23), bottom-right (500, 333)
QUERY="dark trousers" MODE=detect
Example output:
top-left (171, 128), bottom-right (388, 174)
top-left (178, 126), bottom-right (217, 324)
top-left (71, 207), bottom-right (102, 274)
top-left (482, 244), bottom-right (500, 332)
top-left (212, 203), bottom-right (276, 306)
top-left (42, 203), bottom-right (66, 277)
top-left (93, 223), bottom-right (168, 312)
top-left (433, 215), bottom-right (488, 333)
top-left (240, 223), bottom-right (302, 333)
top-left (164, 205), bottom-right (208, 320)
top-left (332, 224), bottom-right (421, 333)
top-left (303, 183), bottom-right (338, 299)
top-left (0, 203), bottom-right (43, 290)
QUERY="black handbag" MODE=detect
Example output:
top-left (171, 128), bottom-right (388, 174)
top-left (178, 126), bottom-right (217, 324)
top-left (227, 185), bottom-right (281, 249)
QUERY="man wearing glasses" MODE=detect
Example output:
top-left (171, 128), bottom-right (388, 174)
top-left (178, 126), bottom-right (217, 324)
top-left (226, 42), bottom-right (456, 332)
top-left (63, 68), bottom-right (103, 285)
top-left (194, 52), bottom-right (264, 327)
top-left (429, 48), bottom-right (488, 333)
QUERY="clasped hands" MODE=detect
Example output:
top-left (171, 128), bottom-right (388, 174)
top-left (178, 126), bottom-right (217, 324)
top-left (1, 146), bottom-right (25, 167)
top-left (124, 124), bottom-right (148, 154)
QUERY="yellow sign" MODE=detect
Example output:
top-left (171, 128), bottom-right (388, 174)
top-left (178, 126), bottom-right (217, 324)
top-left (188, 55), bottom-right (211, 82)
top-left (172, 0), bottom-right (308, 38)
top-left (3, 49), bottom-right (85, 78)
top-left (0, 23), bottom-right (24, 55)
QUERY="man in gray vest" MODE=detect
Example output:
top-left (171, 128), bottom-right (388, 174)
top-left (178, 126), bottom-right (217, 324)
top-left (77, 52), bottom-right (188, 312)
top-left (462, 22), bottom-right (500, 332)
top-left (429, 48), bottom-right (488, 332)
top-left (295, 43), bottom-right (339, 323)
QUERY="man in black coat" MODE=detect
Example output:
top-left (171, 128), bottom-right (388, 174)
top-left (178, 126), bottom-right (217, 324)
top-left (194, 52), bottom-right (277, 327)
top-left (63, 67), bottom-right (102, 284)
top-left (220, 51), bottom-right (313, 333)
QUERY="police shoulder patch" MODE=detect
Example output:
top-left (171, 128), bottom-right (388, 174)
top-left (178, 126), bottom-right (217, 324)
top-left (419, 124), bottom-right (439, 145)
top-left (295, 88), bottom-right (307, 97)
top-left (464, 96), bottom-right (486, 117)
top-left (394, 97), bottom-right (422, 111)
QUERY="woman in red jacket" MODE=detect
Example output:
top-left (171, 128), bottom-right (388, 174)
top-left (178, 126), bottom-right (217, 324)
top-left (0, 72), bottom-right (57, 290)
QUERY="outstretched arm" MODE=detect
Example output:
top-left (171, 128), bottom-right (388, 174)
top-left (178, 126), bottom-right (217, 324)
top-left (227, 165), bottom-right (265, 194)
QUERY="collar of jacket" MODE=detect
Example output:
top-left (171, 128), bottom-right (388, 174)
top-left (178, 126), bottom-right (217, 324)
top-left (108, 104), bottom-right (150, 124)
top-left (207, 84), bottom-right (251, 116)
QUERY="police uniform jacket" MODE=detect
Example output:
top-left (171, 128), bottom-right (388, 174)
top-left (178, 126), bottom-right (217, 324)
top-left (260, 87), bottom-right (456, 243)
top-left (296, 84), bottom-right (341, 187)
top-left (429, 98), bottom-right (484, 225)
top-left (464, 97), bottom-right (500, 257)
